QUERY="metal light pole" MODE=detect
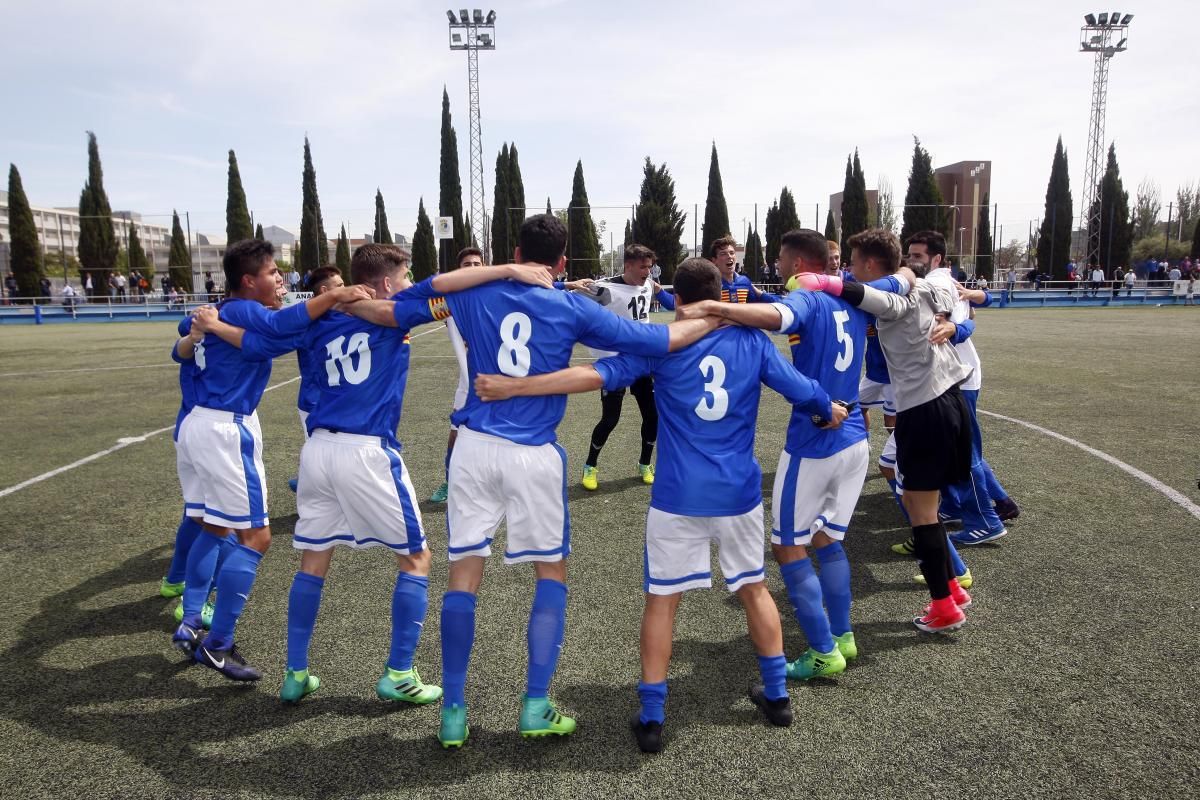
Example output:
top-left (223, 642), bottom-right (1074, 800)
top-left (1079, 11), bottom-right (1132, 267)
top-left (447, 9), bottom-right (496, 259)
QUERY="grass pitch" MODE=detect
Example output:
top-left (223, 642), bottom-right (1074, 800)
top-left (0, 307), bottom-right (1198, 800)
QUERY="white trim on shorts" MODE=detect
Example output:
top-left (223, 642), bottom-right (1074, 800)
top-left (644, 504), bottom-right (766, 595)
top-left (771, 441), bottom-right (869, 546)
top-left (858, 376), bottom-right (897, 416)
top-left (878, 430), bottom-right (897, 471)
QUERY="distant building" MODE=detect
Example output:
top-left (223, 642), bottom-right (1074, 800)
top-left (934, 161), bottom-right (992, 260)
top-left (828, 190), bottom-right (880, 234)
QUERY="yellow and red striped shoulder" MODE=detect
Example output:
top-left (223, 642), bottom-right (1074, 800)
top-left (428, 296), bottom-right (451, 321)
top-left (787, 334), bottom-right (802, 346)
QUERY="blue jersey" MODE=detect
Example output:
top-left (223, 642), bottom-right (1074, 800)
top-left (777, 290), bottom-right (870, 458)
top-left (447, 281), bottom-right (671, 445)
top-left (295, 347), bottom-right (321, 413)
top-left (301, 279), bottom-right (442, 443)
top-left (863, 316), bottom-right (891, 384)
top-left (194, 299), bottom-right (312, 415)
top-left (172, 318), bottom-right (198, 440)
top-left (595, 326), bottom-right (830, 517)
top-left (722, 274), bottom-right (779, 304)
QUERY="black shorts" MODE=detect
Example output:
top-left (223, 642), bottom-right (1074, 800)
top-left (894, 385), bottom-right (972, 492)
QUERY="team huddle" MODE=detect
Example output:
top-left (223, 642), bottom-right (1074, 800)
top-left (159, 214), bottom-right (1016, 753)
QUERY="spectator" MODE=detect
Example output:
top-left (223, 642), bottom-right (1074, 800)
top-left (108, 272), bottom-right (118, 301)
top-left (1186, 275), bottom-right (1195, 306)
top-left (84, 272), bottom-right (94, 298)
top-left (61, 282), bottom-right (79, 309)
top-left (204, 272), bottom-right (217, 303)
top-left (288, 267), bottom-right (301, 291)
top-left (167, 285), bottom-right (181, 310)
top-left (161, 274), bottom-right (172, 297)
top-left (117, 271), bottom-right (129, 301)
top-left (1090, 264), bottom-right (1104, 296)
top-left (1123, 268), bottom-right (1136, 297)
top-left (1168, 264), bottom-right (1182, 282)
top-left (39, 276), bottom-right (52, 302)
top-left (3, 273), bottom-right (17, 304)
top-left (1113, 266), bottom-right (1124, 298)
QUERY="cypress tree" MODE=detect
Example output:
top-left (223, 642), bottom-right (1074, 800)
top-left (128, 222), bottom-right (151, 279)
top-left (490, 144), bottom-right (511, 264)
top-left (168, 210), bottom-right (193, 292)
top-left (508, 143), bottom-right (526, 252)
top-left (412, 198), bottom-right (437, 280)
top-left (439, 88), bottom-right (467, 264)
top-left (335, 225), bottom-right (351, 281)
top-left (374, 189), bottom-right (393, 244)
top-left (7, 164), bottom-right (43, 299)
top-left (824, 208), bottom-right (839, 243)
top-left (568, 160), bottom-right (600, 278)
top-left (1087, 144), bottom-right (1132, 272)
top-left (701, 142), bottom-right (731, 259)
top-left (974, 194), bottom-right (993, 279)
top-left (300, 137), bottom-right (329, 271)
top-left (744, 224), bottom-right (764, 279)
top-left (764, 201), bottom-right (781, 269)
top-left (546, 197), bottom-right (552, 215)
top-left (225, 149), bottom-right (253, 244)
top-left (255, 223), bottom-right (264, 241)
top-left (632, 158), bottom-right (686, 282)
top-left (901, 137), bottom-right (948, 242)
top-left (778, 187), bottom-right (801, 233)
top-left (1192, 207), bottom-right (1200, 259)
top-left (623, 219), bottom-right (632, 248)
top-left (77, 131), bottom-right (118, 288)
top-left (1035, 137), bottom-right (1074, 279)
top-left (840, 150), bottom-right (869, 259)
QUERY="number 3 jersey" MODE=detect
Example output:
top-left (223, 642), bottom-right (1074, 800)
top-left (593, 326), bottom-right (831, 517)
top-left (446, 280), bottom-right (671, 446)
top-left (300, 278), bottom-right (444, 444)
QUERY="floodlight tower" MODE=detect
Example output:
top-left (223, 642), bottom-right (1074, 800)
top-left (1079, 11), bottom-right (1131, 267)
top-left (447, 9), bottom-right (496, 258)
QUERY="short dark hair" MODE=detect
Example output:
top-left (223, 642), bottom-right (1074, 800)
top-left (847, 229), bottom-right (902, 273)
top-left (709, 234), bottom-right (737, 258)
top-left (518, 214), bottom-right (567, 267)
top-left (351, 243), bottom-right (411, 285)
top-left (673, 257), bottom-right (721, 304)
top-left (456, 247), bottom-right (484, 268)
top-left (303, 266), bottom-right (342, 292)
top-left (780, 229), bottom-right (829, 265)
top-left (904, 230), bottom-right (947, 261)
top-left (222, 239), bottom-right (275, 291)
top-left (624, 244), bottom-right (656, 264)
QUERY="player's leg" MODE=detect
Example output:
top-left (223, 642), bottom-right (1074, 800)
top-left (630, 376), bottom-right (658, 484)
top-left (161, 510), bottom-right (202, 598)
top-left (288, 409), bottom-right (309, 494)
top-left (377, 549), bottom-right (443, 704)
top-left (811, 439), bottom-right (869, 662)
top-left (281, 547), bottom-right (333, 702)
top-left (948, 389), bottom-right (1006, 546)
top-left (430, 427), bottom-right (457, 503)
top-left (583, 387), bottom-right (626, 489)
top-left (440, 557), bottom-right (485, 748)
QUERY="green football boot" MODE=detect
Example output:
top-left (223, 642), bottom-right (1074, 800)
top-left (834, 632), bottom-right (858, 662)
top-left (376, 667), bottom-right (442, 705)
top-left (280, 669), bottom-right (320, 703)
top-left (159, 578), bottom-right (185, 598)
top-left (638, 463), bottom-right (655, 485)
top-left (786, 646), bottom-right (847, 680)
top-left (430, 482), bottom-right (449, 503)
top-left (439, 704), bottom-right (469, 749)
top-left (519, 695), bottom-right (577, 738)
top-left (173, 599), bottom-right (215, 628)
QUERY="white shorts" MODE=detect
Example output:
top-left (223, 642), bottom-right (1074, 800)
top-left (176, 406), bottom-right (269, 530)
top-left (771, 441), bottom-right (869, 546)
top-left (298, 408), bottom-right (310, 439)
top-left (293, 430), bottom-right (426, 554)
top-left (446, 427), bottom-right (569, 564)
top-left (878, 430), bottom-right (898, 472)
top-left (858, 377), bottom-right (897, 416)
top-left (644, 504), bottom-right (766, 595)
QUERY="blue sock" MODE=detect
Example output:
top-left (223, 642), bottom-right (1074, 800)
top-left (779, 558), bottom-right (834, 654)
top-left (637, 680), bottom-right (667, 724)
top-left (210, 533), bottom-right (239, 595)
top-left (166, 515), bottom-right (202, 584)
top-left (206, 544), bottom-right (262, 651)
top-left (181, 531), bottom-right (222, 626)
top-left (526, 579), bottom-right (568, 699)
top-left (947, 537), bottom-right (968, 578)
top-left (757, 654), bottom-right (788, 701)
top-left (886, 478), bottom-right (911, 524)
top-left (286, 572), bottom-right (324, 671)
top-left (814, 542), bottom-right (852, 637)
top-left (441, 591), bottom-right (477, 706)
top-left (388, 572), bottom-right (429, 672)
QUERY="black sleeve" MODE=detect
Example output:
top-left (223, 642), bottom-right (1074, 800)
top-left (839, 281), bottom-right (866, 307)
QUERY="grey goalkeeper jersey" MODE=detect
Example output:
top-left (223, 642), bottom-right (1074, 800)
top-left (856, 278), bottom-right (973, 412)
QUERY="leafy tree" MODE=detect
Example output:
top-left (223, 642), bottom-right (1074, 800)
top-left (974, 193), bottom-right (993, 279)
top-left (995, 238), bottom-right (1027, 273)
top-left (1131, 178), bottom-right (1161, 241)
top-left (226, 149), bottom-right (253, 244)
top-left (255, 223), bottom-right (265, 241)
top-left (490, 144), bottom-right (511, 264)
top-left (1175, 181), bottom-right (1199, 243)
top-left (1086, 144), bottom-right (1132, 271)
top-left (877, 176), bottom-right (898, 233)
top-left (77, 131), bottom-right (118, 288)
top-left (1132, 234), bottom-right (1190, 264)
top-left (299, 137), bottom-right (329, 271)
top-left (168, 210), bottom-right (193, 292)
top-left (1192, 211), bottom-right (1200, 258)
top-left (901, 136), bottom-right (948, 242)
top-left (7, 164), bottom-right (43, 299)
top-left (568, 161), bottom-right (600, 278)
top-left (439, 88), bottom-right (467, 264)
top-left (508, 143), bottom-right (526, 253)
top-left (374, 189), bottom-right (392, 244)
top-left (412, 198), bottom-right (437, 280)
top-left (839, 150), bottom-right (869, 260)
top-left (1035, 137), bottom-right (1074, 279)
top-left (823, 208), bottom-right (838, 243)
top-left (335, 224), bottom-right (351, 281)
top-left (701, 142), bottom-right (731, 259)
top-left (632, 158), bottom-right (686, 282)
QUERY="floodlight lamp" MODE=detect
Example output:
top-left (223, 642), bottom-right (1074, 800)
top-left (452, 32), bottom-right (463, 44)
top-left (473, 9), bottom-right (482, 23)
top-left (486, 9), bottom-right (496, 23)
top-left (1097, 12), bottom-right (1108, 24)
top-left (1085, 13), bottom-right (1097, 24)
top-left (479, 33), bottom-right (492, 45)
top-left (446, 9), bottom-right (457, 23)
top-left (1089, 34), bottom-right (1102, 44)
top-left (460, 9), bottom-right (469, 23)
top-left (1121, 13), bottom-right (1133, 23)
top-left (1110, 11), bottom-right (1120, 25)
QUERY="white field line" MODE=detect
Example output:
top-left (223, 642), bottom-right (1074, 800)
top-left (0, 376), bottom-right (300, 500)
top-left (978, 409), bottom-right (1200, 522)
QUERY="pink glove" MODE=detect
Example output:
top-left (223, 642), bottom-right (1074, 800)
top-left (790, 272), bottom-right (844, 296)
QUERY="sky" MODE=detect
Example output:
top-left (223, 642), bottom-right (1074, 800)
top-left (2, 0), bottom-right (1196, 248)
